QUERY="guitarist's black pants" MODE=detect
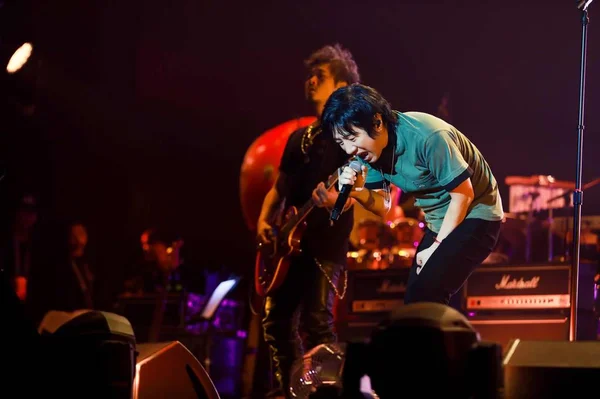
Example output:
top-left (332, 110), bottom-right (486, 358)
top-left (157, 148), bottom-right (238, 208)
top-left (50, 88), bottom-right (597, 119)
top-left (262, 253), bottom-right (343, 396)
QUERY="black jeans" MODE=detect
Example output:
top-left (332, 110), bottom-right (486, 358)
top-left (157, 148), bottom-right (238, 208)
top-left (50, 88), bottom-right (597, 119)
top-left (262, 253), bottom-right (343, 396)
top-left (404, 218), bottom-right (502, 305)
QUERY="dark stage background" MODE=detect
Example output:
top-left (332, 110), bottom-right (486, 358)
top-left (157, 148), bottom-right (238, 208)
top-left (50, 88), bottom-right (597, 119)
top-left (1, 0), bottom-right (600, 306)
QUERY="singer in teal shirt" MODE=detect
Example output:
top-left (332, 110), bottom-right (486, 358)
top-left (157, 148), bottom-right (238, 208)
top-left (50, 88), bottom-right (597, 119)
top-left (317, 83), bottom-right (503, 306)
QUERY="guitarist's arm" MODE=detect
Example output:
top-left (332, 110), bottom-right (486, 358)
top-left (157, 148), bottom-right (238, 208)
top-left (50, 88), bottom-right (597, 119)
top-left (311, 182), bottom-right (354, 213)
top-left (256, 172), bottom-right (289, 243)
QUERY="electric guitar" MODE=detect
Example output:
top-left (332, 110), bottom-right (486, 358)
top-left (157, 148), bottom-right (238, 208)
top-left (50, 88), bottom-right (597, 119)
top-left (254, 170), bottom-right (340, 297)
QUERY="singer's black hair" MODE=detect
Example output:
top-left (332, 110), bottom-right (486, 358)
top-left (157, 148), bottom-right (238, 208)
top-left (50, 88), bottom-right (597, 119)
top-left (321, 83), bottom-right (398, 140)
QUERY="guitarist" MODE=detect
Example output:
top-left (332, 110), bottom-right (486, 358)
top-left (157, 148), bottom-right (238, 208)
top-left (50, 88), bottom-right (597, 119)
top-left (256, 43), bottom-right (360, 399)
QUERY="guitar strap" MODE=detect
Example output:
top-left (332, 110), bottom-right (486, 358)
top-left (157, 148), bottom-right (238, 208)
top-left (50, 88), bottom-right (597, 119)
top-left (301, 123), bottom-right (339, 185)
top-left (313, 257), bottom-right (347, 300)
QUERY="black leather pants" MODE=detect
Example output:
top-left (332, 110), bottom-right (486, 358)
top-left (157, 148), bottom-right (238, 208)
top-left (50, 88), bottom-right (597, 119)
top-left (262, 253), bottom-right (343, 397)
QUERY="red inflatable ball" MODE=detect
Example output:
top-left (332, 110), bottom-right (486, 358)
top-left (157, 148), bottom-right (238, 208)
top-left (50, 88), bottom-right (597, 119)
top-left (239, 116), bottom-right (317, 232)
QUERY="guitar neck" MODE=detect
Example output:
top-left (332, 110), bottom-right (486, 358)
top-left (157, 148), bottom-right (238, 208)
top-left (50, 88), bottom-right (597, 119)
top-left (282, 171), bottom-right (340, 233)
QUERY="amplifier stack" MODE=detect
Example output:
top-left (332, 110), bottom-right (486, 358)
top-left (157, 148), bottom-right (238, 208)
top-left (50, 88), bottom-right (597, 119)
top-left (462, 261), bottom-right (598, 350)
top-left (334, 262), bottom-right (599, 350)
top-left (334, 268), bottom-right (411, 342)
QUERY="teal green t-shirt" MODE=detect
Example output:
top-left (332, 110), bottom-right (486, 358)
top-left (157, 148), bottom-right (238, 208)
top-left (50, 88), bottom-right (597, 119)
top-left (362, 111), bottom-right (504, 233)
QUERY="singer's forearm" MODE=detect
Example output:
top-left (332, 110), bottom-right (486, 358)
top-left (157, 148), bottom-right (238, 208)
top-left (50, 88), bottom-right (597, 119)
top-left (435, 179), bottom-right (474, 240)
top-left (350, 189), bottom-right (389, 218)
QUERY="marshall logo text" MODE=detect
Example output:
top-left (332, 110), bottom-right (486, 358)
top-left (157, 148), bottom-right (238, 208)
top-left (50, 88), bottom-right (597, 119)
top-left (376, 279), bottom-right (406, 294)
top-left (494, 275), bottom-right (540, 290)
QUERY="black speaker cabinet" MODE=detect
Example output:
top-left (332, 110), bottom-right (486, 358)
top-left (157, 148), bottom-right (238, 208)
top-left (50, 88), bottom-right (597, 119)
top-left (40, 310), bottom-right (137, 398)
top-left (468, 312), bottom-right (570, 353)
top-left (334, 268), bottom-right (463, 342)
top-left (334, 268), bottom-right (410, 342)
top-left (134, 341), bottom-right (220, 399)
top-left (503, 339), bottom-right (600, 398)
top-left (462, 261), bottom-right (599, 352)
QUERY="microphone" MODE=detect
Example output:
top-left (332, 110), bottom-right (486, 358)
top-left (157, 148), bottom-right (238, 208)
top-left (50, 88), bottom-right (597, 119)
top-left (577, 0), bottom-right (593, 11)
top-left (330, 159), bottom-right (363, 222)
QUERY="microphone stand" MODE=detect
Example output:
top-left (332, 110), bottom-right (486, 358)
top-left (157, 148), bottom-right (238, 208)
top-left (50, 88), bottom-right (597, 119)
top-left (524, 192), bottom-right (540, 263)
top-left (546, 178), bottom-right (600, 261)
top-left (569, 0), bottom-right (593, 342)
top-left (546, 189), bottom-right (574, 262)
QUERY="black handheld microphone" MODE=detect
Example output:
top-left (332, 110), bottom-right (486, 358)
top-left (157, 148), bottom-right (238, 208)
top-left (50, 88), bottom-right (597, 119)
top-left (330, 160), bottom-right (363, 221)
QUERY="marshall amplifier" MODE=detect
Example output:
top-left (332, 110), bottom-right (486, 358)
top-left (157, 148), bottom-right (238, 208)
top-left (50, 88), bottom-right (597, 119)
top-left (334, 268), bottom-right (410, 342)
top-left (462, 262), bottom-right (598, 351)
top-left (463, 262), bottom-right (596, 312)
top-left (346, 268), bottom-right (410, 313)
top-left (464, 263), bottom-right (571, 311)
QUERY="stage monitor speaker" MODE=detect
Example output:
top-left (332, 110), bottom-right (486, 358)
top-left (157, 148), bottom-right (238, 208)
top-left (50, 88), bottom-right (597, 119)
top-left (503, 339), bottom-right (600, 398)
top-left (366, 303), bottom-right (500, 398)
top-left (40, 310), bottom-right (137, 398)
top-left (134, 341), bottom-right (221, 399)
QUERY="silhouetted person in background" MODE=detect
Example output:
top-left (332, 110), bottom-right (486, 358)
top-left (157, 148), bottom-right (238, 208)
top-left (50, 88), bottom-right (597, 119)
top-left (27, 220), bottom-right (95, 325)
top-left (0, 193), bottom-right (39, 302)
top-left (122, 228), bottom-right (185, 296)
top-left (63, 221), bottom-right (94, 309)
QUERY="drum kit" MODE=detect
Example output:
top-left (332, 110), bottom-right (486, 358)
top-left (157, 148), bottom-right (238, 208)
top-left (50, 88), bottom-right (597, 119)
top-left (347, 217), bottom-right (425, 270)
top-left (346, 174), bottom-right (600, 269)
top-left (489, 174), bottom-right (600, 264)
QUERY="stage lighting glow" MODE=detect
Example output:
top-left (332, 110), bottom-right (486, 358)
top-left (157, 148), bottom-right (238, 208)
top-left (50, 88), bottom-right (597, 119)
top-left (6, 42), bottom-right (32, 74)
top-left (201, 278), bottom-right (239, 320)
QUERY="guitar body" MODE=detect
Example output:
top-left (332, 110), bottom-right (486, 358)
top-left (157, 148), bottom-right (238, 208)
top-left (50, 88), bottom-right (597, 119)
top-left (254, 162), bottom-right (343, 298)
top-left (255, 206), bottom-right (307, 297)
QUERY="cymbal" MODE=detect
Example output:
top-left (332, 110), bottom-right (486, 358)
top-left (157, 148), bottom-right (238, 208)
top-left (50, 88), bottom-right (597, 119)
top-left (389, 217), bottom-right (422, 227)
top-left (505, 175), bottom-right (575, 190)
